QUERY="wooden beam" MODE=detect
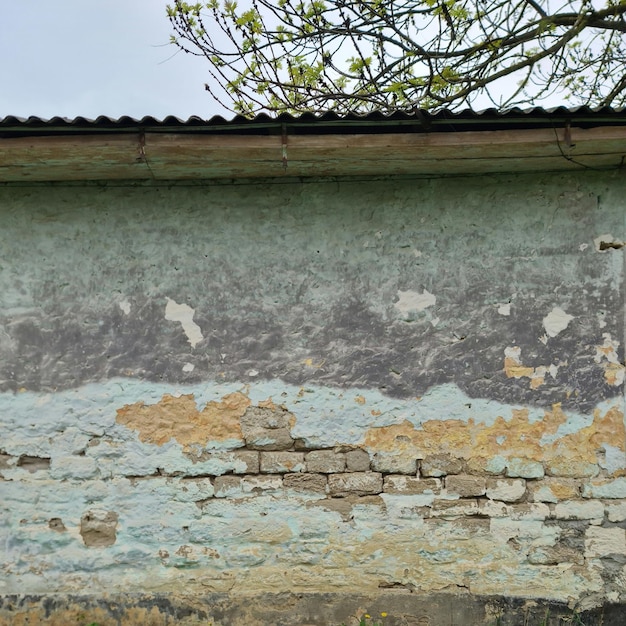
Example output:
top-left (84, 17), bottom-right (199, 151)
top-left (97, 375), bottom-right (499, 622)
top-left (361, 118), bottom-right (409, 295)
top-left (0, 126), bottom-right (624, 182)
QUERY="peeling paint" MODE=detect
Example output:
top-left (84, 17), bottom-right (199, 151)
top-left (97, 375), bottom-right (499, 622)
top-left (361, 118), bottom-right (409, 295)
top-left (395, 289), bottom-right (436, 316)
top-left (116, 392), bottom-right (249, 450)
top-left (363, 403), bottom-right (625, 477)
top-left (594, 333), bottom-right (625, 386)
top-left (542, 307), bottom-right (574, 338)
top-left (503, 347), bottom-right (555, 389)
top-left (164, 297), bottom-right (203, 348)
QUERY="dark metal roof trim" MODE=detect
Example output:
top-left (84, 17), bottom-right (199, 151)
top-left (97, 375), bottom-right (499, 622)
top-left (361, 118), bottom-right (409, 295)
top-left (0, 106), bottom-right (625, 137)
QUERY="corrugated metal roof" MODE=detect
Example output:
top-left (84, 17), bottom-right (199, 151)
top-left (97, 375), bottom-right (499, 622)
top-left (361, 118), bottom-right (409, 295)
top-left (1, 107), bottom-right (625, 182)
top-left (1, 106), bottom-right (625, 137)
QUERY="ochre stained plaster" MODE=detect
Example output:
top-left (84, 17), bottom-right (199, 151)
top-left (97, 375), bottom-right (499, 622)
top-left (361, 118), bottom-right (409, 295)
top-left (504, 346), bottom-right (555, 389)
top-left (116, 392), bottom-right (250, 449)
top-left (363, 404), bottom-right (625, 476)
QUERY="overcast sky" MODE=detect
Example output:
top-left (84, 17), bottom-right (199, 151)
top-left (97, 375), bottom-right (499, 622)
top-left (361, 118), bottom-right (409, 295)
top-left (0, 1), bottom-right (227, 120)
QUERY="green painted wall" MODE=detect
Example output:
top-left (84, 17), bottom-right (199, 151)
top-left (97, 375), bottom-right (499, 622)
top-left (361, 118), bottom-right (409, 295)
top-left (0, 171), bottom-right (624, 624)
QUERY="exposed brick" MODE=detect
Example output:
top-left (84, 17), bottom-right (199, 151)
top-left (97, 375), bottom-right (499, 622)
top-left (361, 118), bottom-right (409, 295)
top-left (241, 475), bottom-right (283, 493)
top-left (231, 450), bottom-right (260, 474)
top-left (383, 475), bottom-right (441, 495)
top-left (420, 454), bottom-right (465, 477)
top-left (260, 451), bottom-right (304, 473)
top-left (445, 474), bottom-right (486, 497)
top-left (431, 499), bottom-right (480, 517)
top-left (554, 500), bottom-right (605, 521)
top-left (371, 452), bottom-right (417, 475)
top-left (528, 477), bottom-right (581, 503)
top-left (213, 475), bottom-right (242, 498)
top-left (486, 478), bottom-right (526, 502)
top-left (305, 450), bottom-right (346, 473)
top-left (328, 472), bottom-right (383, 497)
top-left (240, 406), bottom-right (294, 450)
top-left (284, 473), bottom-right (327, 493)
top-left (345, 449), bottom-right (370, 472)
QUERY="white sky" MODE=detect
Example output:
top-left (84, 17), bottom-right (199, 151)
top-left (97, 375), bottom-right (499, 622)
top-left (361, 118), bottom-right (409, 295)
top-left (0, 1), bottom-right (228, 120)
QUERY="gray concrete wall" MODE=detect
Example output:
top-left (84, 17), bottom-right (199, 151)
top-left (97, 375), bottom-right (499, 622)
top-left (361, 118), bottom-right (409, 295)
top-left (0, 171), bottom-right (624, 624)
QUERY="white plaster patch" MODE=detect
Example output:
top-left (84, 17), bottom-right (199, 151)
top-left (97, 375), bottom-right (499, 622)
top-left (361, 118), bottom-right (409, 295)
top-left (119, 300), bottom-right (131, 315)
top-left (497, 303), bottom-right (511, 316)
top-left (594, 333), bottom-right (625, 386)
top-left (579, 243), bottom-right (588, 252)
top-left (542, 307), bottom-right (574, 338)
top-left (165, 298), bottom-right (204, 348)
top-left (594, 234), bottom-right (625, 252)
top-left (182, 363), bottom-right (195, 373)
top-left (395, 289), bottom-right (436, 316)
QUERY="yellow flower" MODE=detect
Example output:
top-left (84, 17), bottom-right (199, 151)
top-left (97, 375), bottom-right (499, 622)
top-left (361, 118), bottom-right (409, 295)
top-left (381, 613), bottom-right (388, 617)
top-left (365, 615), bottom-right (371, 619)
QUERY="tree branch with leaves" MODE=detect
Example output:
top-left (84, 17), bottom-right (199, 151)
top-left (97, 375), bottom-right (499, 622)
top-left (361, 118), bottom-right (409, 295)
top-left (167, 0), bottom-right (626, 115)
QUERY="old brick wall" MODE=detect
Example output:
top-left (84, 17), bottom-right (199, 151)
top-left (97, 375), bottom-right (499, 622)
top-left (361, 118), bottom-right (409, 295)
top-left (0, 171), bottom-right (624, 624)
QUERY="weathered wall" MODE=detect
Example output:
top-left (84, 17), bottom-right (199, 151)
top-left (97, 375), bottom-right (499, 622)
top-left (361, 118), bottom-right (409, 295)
top-left (0, 171), bottom-right (625, 624)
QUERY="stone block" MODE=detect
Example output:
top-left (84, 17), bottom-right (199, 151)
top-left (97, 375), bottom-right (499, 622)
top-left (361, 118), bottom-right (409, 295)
top-left (420, 454), bottom-right (465, 477)
top-left (51, 456), bottom-right (98, 480)
top-left (445, 474), bottom-right (486, 497)
top-left (241, 475), bottom-right (283, 493)
top-left (486, 478), bottom-right (526, 502)
top-left (582, 477), bottom-right (626, 499)
top-left (606, 500), bottom-right (626, 522)
top-left (383, 475), bottom-right (441, 495)
top-left (240, 406), bottom-right (294, 450)
top-left (177, 477), bottom-right (215, 502)
top-left (585, 526), bottom-right (626, 558)
top-left (481, 500), bottom-right (550, 521)
top-left (528, 544), bottom-right (584, 565)
top-left (80, 510), bottom-right (118, 547)
top-left (554, 500), bottom-right (605, 521)
top-left (305, 450), bottom-right (346, 473)
top-left (213, 475), bottom-right (242, 498)
top-left (546, 458), bottom-right (599, 478)
top-left (371, 452), bottom-right (417, 474)
top-left (431, 499), bottom-right (480, 517)
top-left (528, 477), bottom-right (581, 502)
top-left (231, 450), bottom-right (260, 474)
top-left (508, 503), bottom-right (550, 521)
top-left (328, 472), bottom-right (383, 497)
top-left (345, 449), bottom-right (370, 472)
top-left (506, 457), bottom-right (544, 479)
top-left (260, 451), bottom-right (304, 473)
top-left (284, 473), bottom-right (327, 494)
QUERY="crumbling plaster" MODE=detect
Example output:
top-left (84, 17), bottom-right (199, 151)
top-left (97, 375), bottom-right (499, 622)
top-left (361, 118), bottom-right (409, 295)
top-left (0, 171), bottom-right (625, 621)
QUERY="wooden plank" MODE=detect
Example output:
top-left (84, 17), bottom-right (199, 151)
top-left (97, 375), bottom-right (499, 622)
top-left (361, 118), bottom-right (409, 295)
top-left (0, 126), bottom-right (623, 181)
